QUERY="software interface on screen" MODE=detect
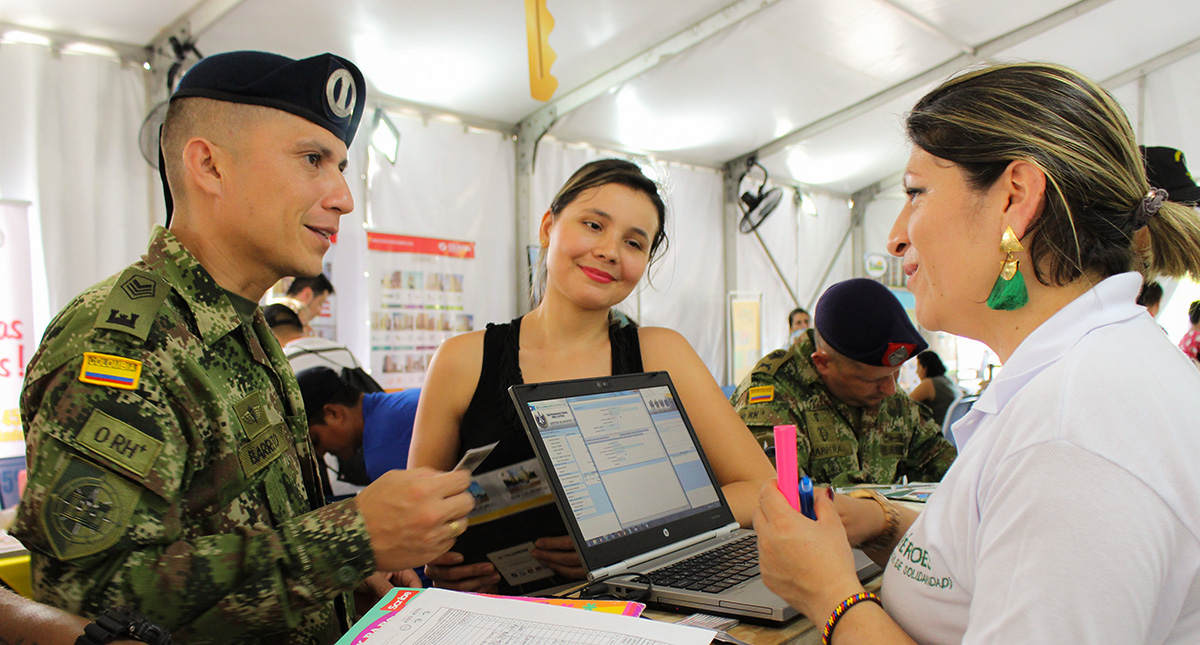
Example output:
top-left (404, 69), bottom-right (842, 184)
top-left (525, 386), bottom-right (721, 546)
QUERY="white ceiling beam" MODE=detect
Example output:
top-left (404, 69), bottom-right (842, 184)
top-left (872, 0), bottom-right (975, 55)
top-left (738, 0), bottom-right (1117, 164)
top-left (516, 0), bottom-right (784, 131)
top-left (147, 0), bottom-right (246, 50)
top-left (1102, 34), bottom-right (1200, 89)
top-left (371, 91), bottom-right (514, 136)
top-left (0, 21), bottom-right (148, 64)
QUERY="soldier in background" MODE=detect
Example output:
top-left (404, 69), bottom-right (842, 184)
top-left (731, 278), bottom-right (955, 486)
top-left (11, 51), bottom-right (472, 644)
top-left (285, 274), bottom-right (336, 330)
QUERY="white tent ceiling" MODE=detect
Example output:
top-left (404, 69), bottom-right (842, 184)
top-left (3, 0), bottom-right (1199, 195)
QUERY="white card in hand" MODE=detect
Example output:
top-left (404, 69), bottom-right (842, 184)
top-left (454, 441), bottom-right (498, 473)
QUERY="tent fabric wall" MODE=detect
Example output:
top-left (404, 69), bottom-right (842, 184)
top-left (638, 162), bottom-right (726, 382)
top-left (792, 192), bottom-right (854, 323)
top-left (736, 188), bottom-right (853, 357)
top-left (358, 112), bottom-right (517, 366)
top-left (366, 114), bottom-right (517, 327)
top-left (1139, 50), bottom-right (1200, 173)
top-left (0, 44), bottom-right (151, 340)
top-left (863, 194), bottom-right (905, 267)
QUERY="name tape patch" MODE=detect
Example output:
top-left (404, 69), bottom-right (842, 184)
top-left (238, 423), bottom-right (289, 479)
top-left (78, 352), bottom-right (142, 390)
top-left (77, 410), bottom-right (163, 478)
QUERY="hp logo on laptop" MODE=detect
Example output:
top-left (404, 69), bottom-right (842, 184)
top-left (663, 528), bottom-right (670, 537)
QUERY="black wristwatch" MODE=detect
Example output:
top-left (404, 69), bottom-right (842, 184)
top-left (76, 606), bottom-right (173, 645)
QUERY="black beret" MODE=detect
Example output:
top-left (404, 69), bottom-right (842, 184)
top-left (262, 302), bottom-right (302, 330)
top-left (814, 278), bottom-right (927, 367)
top-left (295, 366), bottom-right (346, 417)
top-left (172, 50), bottom-right (366, 148)
top-left (1141, 145), bottom-right (1200, 204)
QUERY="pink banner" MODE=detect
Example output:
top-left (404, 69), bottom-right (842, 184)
top-left (367, 231), bottom-right (476, 259)
top-left (0, 200), bottom-right (33, 459)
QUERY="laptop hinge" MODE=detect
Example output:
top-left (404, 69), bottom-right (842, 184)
top-left (590, 522), bottom-right (740, 580)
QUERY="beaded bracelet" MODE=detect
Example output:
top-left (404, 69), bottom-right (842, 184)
top-left (821, 591), bottom-right (881, 645)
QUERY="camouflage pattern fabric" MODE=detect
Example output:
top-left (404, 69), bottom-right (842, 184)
top-left (731, 329), bottom-right (956, 487)
top-left (11, 227), bottom-right (374, 644)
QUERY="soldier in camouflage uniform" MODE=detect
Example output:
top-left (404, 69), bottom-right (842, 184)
top-left (11, 51), bottom-right (474, 644)
top-left (732, 279), bottom-right (955, 487)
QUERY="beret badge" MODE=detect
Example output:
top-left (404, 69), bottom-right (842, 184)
top-left (883, 343), bottom-right (915, 367)
top-left (325, 68), bottom-right (357, 120)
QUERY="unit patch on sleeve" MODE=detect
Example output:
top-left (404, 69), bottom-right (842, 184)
top-left (76, 410), bottom-right (163, 478)
top-left (42, 456), bottom-right (141, 560)
top-left (94, 268), bottom-right (168, 340)
top-left (78, 352), bottom-right (143, 390)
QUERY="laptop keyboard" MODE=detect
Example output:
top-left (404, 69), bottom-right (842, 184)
top-left (647, 535), bottom-right (760, 593)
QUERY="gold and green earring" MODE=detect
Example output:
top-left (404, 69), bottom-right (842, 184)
top-left (986, 226), bottom-right (1028, 311)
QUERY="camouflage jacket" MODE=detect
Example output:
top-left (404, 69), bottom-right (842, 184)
top-left (11, 227), bottom-right (374, 644)
top-left (731, 330), bottom-right (956, 487)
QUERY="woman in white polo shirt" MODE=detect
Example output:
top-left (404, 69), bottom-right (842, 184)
top-left (753, 62), bottom-right (1200, 645)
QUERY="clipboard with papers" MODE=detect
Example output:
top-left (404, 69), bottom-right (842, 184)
top-left (336, 587), bottom-right (714, 644)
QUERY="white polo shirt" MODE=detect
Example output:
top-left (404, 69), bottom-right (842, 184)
top-left (883, 273), bottom-right (1200, 644)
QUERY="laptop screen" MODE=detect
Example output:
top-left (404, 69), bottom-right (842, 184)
top-left (511, 372), bottom-right (736, 570)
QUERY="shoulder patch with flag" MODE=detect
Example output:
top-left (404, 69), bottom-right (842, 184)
top-left (78, 353), bottom-right (142, 390)
top-left (748, 385), bottom-right (774, 403)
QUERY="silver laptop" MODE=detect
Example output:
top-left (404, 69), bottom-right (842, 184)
top-left (509, 371), bottom-right (879, 625)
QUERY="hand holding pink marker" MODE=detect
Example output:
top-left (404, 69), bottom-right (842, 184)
top-left (774, 425), bottom-right (800, 509)
top-left (774, 424), bottom-right (816, 520)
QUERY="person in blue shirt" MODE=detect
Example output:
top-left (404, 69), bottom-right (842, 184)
top-left (296, 366), bottom-right (419, 482)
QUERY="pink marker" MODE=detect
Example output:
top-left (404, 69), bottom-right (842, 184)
top-left (774, 425), bottom-right (800, 511)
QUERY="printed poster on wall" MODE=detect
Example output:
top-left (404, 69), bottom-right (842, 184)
top-left (367, 231), bottom-right (476, 390)
top-left (727, 292), bottom-right (762, 388)
top-left (0, 200), bottom-right (34, 459)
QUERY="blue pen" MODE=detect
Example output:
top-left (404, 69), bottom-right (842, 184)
top-left (798, 475), bottom-right (816, 520)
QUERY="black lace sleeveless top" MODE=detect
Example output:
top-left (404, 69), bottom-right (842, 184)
top-left (458, 316), bottom-right (643, 473)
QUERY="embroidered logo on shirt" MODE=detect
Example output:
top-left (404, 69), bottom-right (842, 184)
top-left (78, 352), bottom-right (142, 390)
top-left (105, 311), bottom-right (139, 329)
top-left (42, 457), bottom-right (140, 560)
top-left (889, 534), bottom-right (953, 590)
top-left (94, 268), bottom-right (167, 340)
top-left (120, 275), bottom-right (157, 300)
top-left (234, 391), bottom-right (283, 439)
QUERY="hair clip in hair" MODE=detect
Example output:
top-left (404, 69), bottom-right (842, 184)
top-left (1133, 188), bottom-right (1168, 229)
top-left (987, 226), bottom-right (1028, 311)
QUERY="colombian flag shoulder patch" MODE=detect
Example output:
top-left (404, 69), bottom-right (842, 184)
top-left (78, 352), bottom-right (142, 391)
top-left (748, 385), bottom-right (774, 403)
